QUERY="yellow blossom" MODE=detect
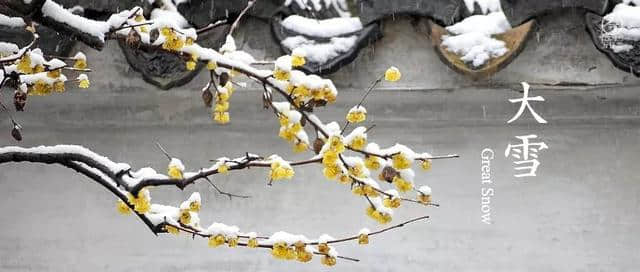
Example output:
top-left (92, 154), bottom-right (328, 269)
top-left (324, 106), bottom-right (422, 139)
top-left (310, 88), bottom-right (324, 100)
top-left (349, 136), bottom-right (366, 150)
top-left (317, 243), bottom-right (329, 254)
top-left (392, 153), bottom-right (411, 170)
top-left (227, 237), bottom-right (238, 247)
top-left (322, 151), bottom-right (338, 166)
top-left (17, 55), bottom-right (32, 73)
top-left (165, 225), bottom-right (180, 235)
top-left (79, 78), bottom-right (90, 89)
top-left (392, 176), bottom-right (413, 192)
top-left (323, 164), bottom-right (341, 180)
top-left (185, 37), bottom-right (194, 45)
top-left (384, 66), bottom-right (401, 82)
top-left (321, 255), bottom-right (337, 266)
top-left (53, 81), bottom-right (65, 93)
top-left (293, 142), bottom-right (307, 153)
top-left (296, 249), bottom-right (312, 262)
top-left (47, 69), bottom-right (61, 78)
top-left (214, 101), bottom-right (229, 112)
top-left (74, 59), bottom-right (87, 69)
top-left (116, 199), bottom-right (131, 215)
top-left (247, 238), bottom-right (259, 248)
top-left (338, 174), bottom-right (351, 184)
top-left (364, 156), bottom-right (380, 170)
top-left (418, 193), bottom-right (432, 204)
top-left (348, 164), bottom-right (365, 178)
top-left (324, 89), bottom-right (336, 103)
top-left (346, 111), bottom-right (366, 123)
top-left (383, 197), bottom-right (401, 208)
top-left (186, 60), bottom-right (196, 70)
top-left (168, 165), bottom-right (183, 179)
top-left (140, 26), bottom-right (148, 32)
top-left (270, 162), bottom-right (294, 181)
top-left (366, 206), bottom-right (392, 224)
top-left (207, 61), bottom-right (217, 70)
top-left (292, 85), bottom-right (309, 97)
top-left (358, 233), bottom-right (369, 245)
top-left (134, 15), bottom-right (144, 22)
top-left (421, 159), bottom-right (432, 171)
top-left (128, 190), bottom-right (151, 214)
top-left (213, 111), bottom-right (230, 124)
top-left (273, 69), bottom-right (290, 81)
top-left (34, 65), bottom-right (44, 73)
top-left (328, 136), bottom-right (345, 153)
top-left (291, 55), bottom-right (305, 67)
top-left (278, 115), bottom-right (289, 127)
top-left (271, 242), bottom-right (288, 259)
top-left (209, 234), bottom-right (226, 247)
top-left (189, 201), bottom-right (201, 212)
top-left (218, 163), bottom-right (229, 173)
top-left (179, 209), bottom-right (191, 225)
top-left (160, 27), bottom-right (172, 36)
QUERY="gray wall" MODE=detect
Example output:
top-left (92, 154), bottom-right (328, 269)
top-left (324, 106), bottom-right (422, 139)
top-left (1, 9), bottom-right (640, 272)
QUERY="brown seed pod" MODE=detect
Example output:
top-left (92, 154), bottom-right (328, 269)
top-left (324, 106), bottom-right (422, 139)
top-left (380, 166), bottom-right (398, 183)
top-left (219, 72), bottom-right (230, 87)
top-left (11, 124), bottom-right (22, 141)
top-left (313, 138), bottom-right (324, 154)
top-left (14, 91), bottom-right (27, 111)
top-left (126, 29), bottom-right (141, 48)
top-left (202, 89), bottom-right (213, 107)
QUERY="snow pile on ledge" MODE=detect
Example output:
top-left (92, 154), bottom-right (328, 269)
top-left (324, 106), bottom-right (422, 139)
top-left (0, 14), bottom-right (26, 28)
top-left (281, 15), bottom-right (362, 37)
top-left (282, 35), bottom-right (357, 64)
top-left (441, 11), bottom-right (511, 67)
top-left (601, 2), bottom-right (640, 53)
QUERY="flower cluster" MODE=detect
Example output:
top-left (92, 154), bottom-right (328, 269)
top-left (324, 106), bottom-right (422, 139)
top-left (273, 102), bottom-right (309, 152)
top-left (213, 83), bottom-right (233, 124)
top-left (268, 155), bottom-right (295, 182)
top-left (6, 48), bottom-right (90, 103)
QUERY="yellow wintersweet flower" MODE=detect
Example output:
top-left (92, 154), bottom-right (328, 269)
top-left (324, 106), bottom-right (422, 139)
top-left (291, 49), bottom-right (306, 67)
top-left (383, 197), bottom-right (401, 208)
top-left (310, 88), bottom-right (324, 100)
top-left (392, 153), bottom-right (411, 170)
top-left (384, 66), bottom-right (401, 82)
top-left (349, 136), bottom-right (366, 150)
top-left (293, 142), bottom-right (307, 153)
top-left (324, 88), bottom-right (337, 103)
top-left (346, 111), bottom-right (366, 123)
top-left (328, 136), bottom-right (345, 153)
top-left (34, 65), bottom-right (45, 73)
top-left (271, 242), bottom-right (288, 259)
top-left (179, 209), bottom-right (191, 225)
top-left (74, 59), bottom-right (87, 69)
top-left (128, 190), bottom-right (151, 214)
top-left (322, 151), bottom-right (338, 166)
top-left (337, 174), bottom-right (351, 184)
top-left (366, 206), bottom-right (392, 224)
top-left (351, 185), bottom-right (365, 196)
top-left (418, 193), bottom-right (432, 204)
top-left (358, 233), bottom-right (369, 245)
top-left (392, 176), bottom-right (413, 192)
top-left (323, 164), bottom-right (341, 180)
top-left (296, 249), bottom-right (312, 262)
top-left (321, 255), bottom-right (337, 266)
top-left (217, 163), bottom-right (229, 174)
top-left (214, 101), bottom-right (229, 112)
top-left (116, 199), bottom-right (131, 215)
top-left (47, 69), bottom-right (61, 78)
top-left (206, 61), bottom-right (217, 70)
top-left (134, 15), bottom-right (144, 22)
top-left (189, 201), bottom-right (201, 212)
top-left (165, 225), bottom-right (180, 235)
top-left (213, 111), bottom-right (230, 124)
top-left (185, 37), bottom-right (194, 46)
top-left (53, 81), bottom-right (65, 93)
top-left (160, 27), bottom-right (172, 37)
top-left (17, 55), bottom-right (32, 74)
top-left (227, 237), bottom-right (238, 247)
top-left (186, 60), bottom-right (196, 70)
top-left (247, 238), bottom-right (259, 248)
top-left (32, 80), bottom-right (51, 96)
top-left (364, 156), bottom-right (380, 170)
top-left (167, 165), bottom-right (183, 179)
top-left (421, 159), bottom-right (432, 171)
top-left (292, 85), bottom-right (309, 97)
top-left (78, 75), bottom-right (90, 89)
top-left (317, 243), bottom-right (329, 254)
top-left (270, 162), bottom-right (294, 181)
top-left (348, 164), bottom-right (365, 178)
top-left (209, 234), bottom-right (226, 247)
top-left (273, 68), bottom-right (290, 81)
top-left (278, 115), bottom-right (289, 127)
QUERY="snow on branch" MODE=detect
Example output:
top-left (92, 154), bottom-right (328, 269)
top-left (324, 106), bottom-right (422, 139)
top-left (0, 0), bottom-right (461, 266)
